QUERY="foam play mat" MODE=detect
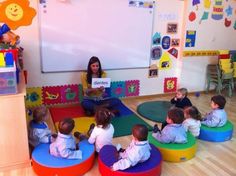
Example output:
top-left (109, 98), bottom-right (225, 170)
top-left (137, 101), bottom-right (172, 122)
top-left (49, 102), bottom-right (152, 138)
top-left (112, 114), bottom-right (152, 137)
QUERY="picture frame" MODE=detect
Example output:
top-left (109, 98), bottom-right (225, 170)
top-left (171, 38), bottom-right (180, 47)
top-left (148, 68), bottom-right (158, 78)
top-left (167, 23), bottom-right (178, 34)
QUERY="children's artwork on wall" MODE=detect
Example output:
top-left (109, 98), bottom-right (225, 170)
top-left (192, 0), bottom-right (200, 10)
top-left (111, 81), bottom-right (126, 98)
top-left (225, 5), bottom-right (233, 17)
top-left (166, 23), bottom-right (178, 34)
top-left (161, 36), bottom-right (170, 50)
top-left (185, 30), bottom-right (196, 47)
top-left (0, 0), bottom-right (36, 30)
top-left (225, 18), bottom-right (232, 27)
top-left (211, 0), bottom-right (224, 20)
top-left (164, 77), bottom-right (177, 93)
top-left (128, 0), bottom-right (153, 9)
top-left (151, 46), bottom-right (162, 60)
top-left (125, 80), bottom-right (140, 97)
top-left (189, 11), bottom-right (196, 22)
top-left (168, 48), bottom-right (178, 58)
top-left (148, 68), bottom-right (158, 78)
top-left (183, 50), bottom-right (219, 57)
top-left (199, 11), bottom-right (209, 24)
top-left (60, 85), bottom-right (79, 103)
top-left (204, 0), bottom-right (211, 9)
top-left (152, 32), bottom-right (161, 45)
top-left (25, 87), bottom-right (42, 107)
top-left (39, 0), bottom-right (46, 4)
top-left (159, 52), bottom-right (172, 70)
top-left (43, 86), bottom-right (61, 105)
top-left (171, 38), bottom-right (180, 47)
top-left (234, 21), bottom-right (236, 30)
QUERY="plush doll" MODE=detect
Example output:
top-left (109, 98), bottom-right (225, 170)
top-left (0, 23), bottom-right (20, 46)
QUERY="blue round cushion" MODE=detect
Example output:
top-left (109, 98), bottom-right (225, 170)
top-left (198, 121), bottom-right (234, 142)
top-left (32, 140), bottom-right (94, 167)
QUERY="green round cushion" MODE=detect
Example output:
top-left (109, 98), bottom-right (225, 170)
top-left (148, 132), bottom-right (196, 150)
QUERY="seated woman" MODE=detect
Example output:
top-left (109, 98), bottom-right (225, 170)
top-left (81, 56), bottom-right (121, 116)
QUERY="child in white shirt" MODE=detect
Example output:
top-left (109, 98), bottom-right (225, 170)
top-left (112, 124), bottom-right (151, 171)
top-left (50, 118), bottom-right (82, 159)
top-left (183, 106), bottom-right (201, 137)
top-left (88, 108), bottom-right (114, 152)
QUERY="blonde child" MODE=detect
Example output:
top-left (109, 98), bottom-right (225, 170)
top-left (112, 124), bottom-right (151, 171)
top-left (50, 118), bottom-right (82, 159)
top-left (202, 95), bottom-right (227, 127)
top-left (183, 106), bottom-right (201, 137)
top-left (28, 106), bottom-right (56, 148)
top-left (88, 108), bottom-right (114, 152)
top-left (171, 88), bottom-right (192, 109)
top-left (152, 107), bottom-right (187, 143)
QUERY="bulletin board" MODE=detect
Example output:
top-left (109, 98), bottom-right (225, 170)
top-left (38, 0), bottom-right (154, 72)
top-left (184, 0), bottom-right (236, 51)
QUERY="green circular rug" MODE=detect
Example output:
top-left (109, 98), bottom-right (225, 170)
top-left (137, 101), bottom-right (172, 122)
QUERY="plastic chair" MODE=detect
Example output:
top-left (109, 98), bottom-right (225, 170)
top-left (206, 64), bottom-right (222, 93)
top-left (220, 71), bottom-right (234, 97)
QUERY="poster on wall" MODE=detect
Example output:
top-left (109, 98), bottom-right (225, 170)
top-left (164, 77), bottom-right (177, 93)
top-left (185, 30), bottom-right (196, 47)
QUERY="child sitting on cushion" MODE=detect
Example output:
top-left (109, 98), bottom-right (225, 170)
top-left (112, 124), bottom-right (151, 171)
top-left (152, 107), bottom-right (187, 143)
top-left (183, 106), bottom-right (202, 137)
top-left (28, 106), bottom-right (57, 148)
top-left (201, 95), bottom-right (227, 127)
top-left (86, 107), bottom-right (114, 152)
top-left (50, 118), bottom-right (82, 159)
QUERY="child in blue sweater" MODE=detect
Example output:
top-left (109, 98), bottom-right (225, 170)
top-left (152, 107), bottom-right (187, 143)
top-left (202, 95), bottom-right (227, 127)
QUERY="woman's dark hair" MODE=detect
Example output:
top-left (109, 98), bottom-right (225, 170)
top-left (211, 95), bottom-right (226, 109)
top-left (59, 118), bottom-right (75, 135)
top-left (168, 107), bottom-right (184, 124)
top-left (87, 56), bottom-right (102, 84)
top-left (95, 108), bottom-right (113, 129)
top-left (184, 106), bottom-right (202, 121)
top-left (132, 124), bottom-right (148, 141)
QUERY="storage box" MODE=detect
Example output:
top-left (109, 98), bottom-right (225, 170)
top-left (0, 63), bottom-right (17, 95)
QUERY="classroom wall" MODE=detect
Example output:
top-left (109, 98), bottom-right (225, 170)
top-left (13, 0), bottom-right (228, 96)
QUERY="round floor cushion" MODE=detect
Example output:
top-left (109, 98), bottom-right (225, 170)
top-left (98, 144), bottom-right (162, 176)
top-left (148, 132), bottom-right (197, 162)
top-left (137, 101), bottom-right (172, 122)
top-left (198, 120), bottom-right (234, 142)
top-left (32, 140), bottom-right (95, 176)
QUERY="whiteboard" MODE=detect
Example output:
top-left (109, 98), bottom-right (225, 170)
top-left (39, 0), bottom-right (154, 72)
top-left (184, 0), bottom-right (236, 51)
